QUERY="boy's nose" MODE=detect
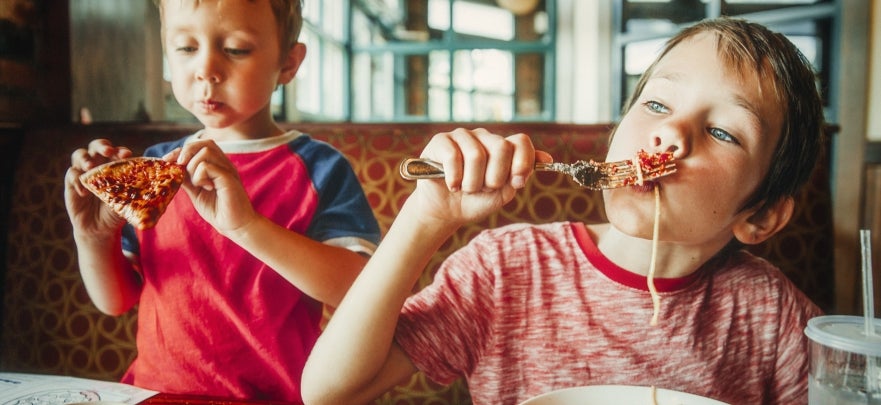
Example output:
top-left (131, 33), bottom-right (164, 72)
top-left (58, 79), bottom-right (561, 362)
top-left (651, 121), bottom-right (691, 159)
top-left (195, 51), bottom-right (223, 83)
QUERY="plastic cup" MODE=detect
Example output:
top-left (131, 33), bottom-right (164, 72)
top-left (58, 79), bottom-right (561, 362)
top-left (805, 315), bottom-right (881, 404)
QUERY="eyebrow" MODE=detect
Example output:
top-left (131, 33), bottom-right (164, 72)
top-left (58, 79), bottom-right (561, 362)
top-left (651, 70), bottom-right (683, 82)
top-left (729, 93), bottom-right (766, 136)
top-left (163, 23), bottom-right (263, 41)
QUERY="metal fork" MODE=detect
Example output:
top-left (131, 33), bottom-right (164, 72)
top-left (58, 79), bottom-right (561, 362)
top-left (399, 152), bottom-right (676, 190)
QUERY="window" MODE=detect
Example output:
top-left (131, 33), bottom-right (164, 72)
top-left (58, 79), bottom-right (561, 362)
top-left (612, 0), bottom-right (837, 120)
top-left (285, 0), bottom-right (556, 122)
top-left (284, 0), bottom-right (349, 121)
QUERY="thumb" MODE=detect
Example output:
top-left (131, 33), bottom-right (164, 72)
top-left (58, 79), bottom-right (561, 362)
top-left (535, 150), bottom-right (554, 164)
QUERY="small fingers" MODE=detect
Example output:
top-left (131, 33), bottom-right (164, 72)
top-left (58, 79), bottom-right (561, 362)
top-left (64, 166), bottom-right (90, 197)
top-left (450, 128), bottom-right (495, 193)
top-left (477, 132), bottom-right (515, 192)
top-left (421, 129), bottom-right (471, 192)
top-left (175, 140), bottom-right (213, 166)
top-left (70, 148), bottom-right (91, 169)
top-left (422, 128), bottom-right (538, 193)
top-left (86, 139), bottom-right (133, 161)
top-left (535, 150), bottom-right (554, 164)
top-left (175, 140), bottom-right (234, 192)
top-left (504, 133), bottom-right (537, 189)
top-left (189, 160), bottom-right (215, 191)
top-left (162, 147), bottom-right (181, 163)
top-left (72, 139), bottom-right (133, 173)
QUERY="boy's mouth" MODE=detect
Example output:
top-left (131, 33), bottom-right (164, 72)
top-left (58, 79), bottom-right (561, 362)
top-left (198, 100), bottom-right (222, 112)
top-left (631, 180), bottom-right (659, 193)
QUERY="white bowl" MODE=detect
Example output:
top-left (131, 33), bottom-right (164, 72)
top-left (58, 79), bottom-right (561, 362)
top-left (518, 385), bottom-right (729, 405)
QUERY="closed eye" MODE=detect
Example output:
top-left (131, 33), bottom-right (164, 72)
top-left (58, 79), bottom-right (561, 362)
top-left (225, 48), bottom-right (251, 56)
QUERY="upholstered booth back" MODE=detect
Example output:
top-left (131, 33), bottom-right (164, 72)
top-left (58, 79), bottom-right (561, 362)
top-left (0, 122), bottom-right (834, 404)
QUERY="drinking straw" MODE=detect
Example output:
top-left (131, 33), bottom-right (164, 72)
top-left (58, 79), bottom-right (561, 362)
top-left (860, 229), bottom-right (879, 398)
top-left (861, 229), bottom-right (876, 336)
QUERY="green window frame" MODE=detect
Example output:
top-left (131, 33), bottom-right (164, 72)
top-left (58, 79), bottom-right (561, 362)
top-left (281, 0), bottom-right (557, 122)
top-left (612, 0), bottom-right (838, 122)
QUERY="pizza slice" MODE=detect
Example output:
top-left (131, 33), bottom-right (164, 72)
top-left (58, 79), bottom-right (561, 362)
top-left (79, 157), bottom-right (185, 230)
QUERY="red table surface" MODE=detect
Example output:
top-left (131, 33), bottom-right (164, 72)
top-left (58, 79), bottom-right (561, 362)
top-left (141, 393), bottom-right (292, 405)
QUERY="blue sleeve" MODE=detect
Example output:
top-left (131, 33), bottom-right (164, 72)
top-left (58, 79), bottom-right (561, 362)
top-left (121, 224), bottom-right (138, 255)
top-left (143, 138), bottom-right (188, 158)
top-left (292, 137), bottom-right (382, 247)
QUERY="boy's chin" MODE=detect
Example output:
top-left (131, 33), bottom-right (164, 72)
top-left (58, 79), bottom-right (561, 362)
top-left (605, 212), bottom-right (657, 241)
top-left (191, 113), bottom-right (231, 129)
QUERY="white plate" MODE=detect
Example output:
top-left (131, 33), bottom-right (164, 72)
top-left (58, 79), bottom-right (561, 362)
top-left (518, 385), bottom-right (729, 405)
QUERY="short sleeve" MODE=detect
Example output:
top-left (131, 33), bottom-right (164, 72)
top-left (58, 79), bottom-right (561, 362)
top-left (394, 233), bottom-right (498, 384)
top-left (769, 278), bottom-right (824, 403)
top-left (294, 138), bottom-right (381, 253)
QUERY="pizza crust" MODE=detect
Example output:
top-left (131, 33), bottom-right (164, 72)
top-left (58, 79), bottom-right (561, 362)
top-left (79, 157), bottom-right (185, 230)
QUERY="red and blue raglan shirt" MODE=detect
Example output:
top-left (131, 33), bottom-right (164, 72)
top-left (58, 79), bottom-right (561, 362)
top-left (119, 131), bottom-right (380, 402)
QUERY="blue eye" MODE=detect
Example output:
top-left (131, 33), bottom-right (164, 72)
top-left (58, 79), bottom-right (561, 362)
top-left (643, 100), bottom-right (669, 114)
top-left (709, 127), bottom-right (739, 144)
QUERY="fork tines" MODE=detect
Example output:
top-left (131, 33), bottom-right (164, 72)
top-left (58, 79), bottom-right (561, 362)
top-left (604, 156), bottom-right (677, 188)
top-left (572, 152), bottom-right (676, 189)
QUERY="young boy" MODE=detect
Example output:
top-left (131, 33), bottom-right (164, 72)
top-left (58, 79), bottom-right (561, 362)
top-left (302, 17), bottom-right (825, 405)
top-left (63, 0), bottom-right (380, 402)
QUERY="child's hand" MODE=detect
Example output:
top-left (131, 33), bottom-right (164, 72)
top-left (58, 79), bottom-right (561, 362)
top-left (167, 139), bottom-right (258, 234)
top-left (409, 128), bottom-right (549, 225)
top-left (64, 139), bottom-right (134, 237)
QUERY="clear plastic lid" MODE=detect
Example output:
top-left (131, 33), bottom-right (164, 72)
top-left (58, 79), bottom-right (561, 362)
top-left (804, 315), bottom-right (881, 357)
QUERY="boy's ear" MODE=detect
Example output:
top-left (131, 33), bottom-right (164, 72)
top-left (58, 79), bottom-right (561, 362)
top-left (278, 43), bottom-right (307, 85)
top-left (732, 196), bottom-right (795, 245)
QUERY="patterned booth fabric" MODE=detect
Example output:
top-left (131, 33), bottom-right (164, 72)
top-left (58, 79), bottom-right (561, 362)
top-left (0, 122), bottom-right (834, 404)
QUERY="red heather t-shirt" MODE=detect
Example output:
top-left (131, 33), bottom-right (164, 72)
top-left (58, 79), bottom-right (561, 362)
top-left (396, 222), bottom-right (822, 405)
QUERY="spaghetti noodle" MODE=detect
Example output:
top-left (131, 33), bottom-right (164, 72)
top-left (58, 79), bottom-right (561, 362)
top-left (648, 184), bottom-right (661, 326)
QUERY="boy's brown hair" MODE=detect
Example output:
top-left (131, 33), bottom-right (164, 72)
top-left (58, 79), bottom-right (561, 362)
top-left (622, 17), bottom-right (825, 214)
top-left (153, 0), bottom-right (304, 59)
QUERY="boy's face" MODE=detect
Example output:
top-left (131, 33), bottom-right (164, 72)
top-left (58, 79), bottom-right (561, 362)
top-left (604, 32), bottom-right (784, 251)
top-left (161, 0), bottom-right (300, 130)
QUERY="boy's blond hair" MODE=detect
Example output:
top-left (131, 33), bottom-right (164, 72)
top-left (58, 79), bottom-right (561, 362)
top-left (153, 0), bottom-right (304, 59)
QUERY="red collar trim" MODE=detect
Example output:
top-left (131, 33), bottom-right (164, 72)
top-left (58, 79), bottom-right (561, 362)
top-left (570, 223), bottom-right (700, 292)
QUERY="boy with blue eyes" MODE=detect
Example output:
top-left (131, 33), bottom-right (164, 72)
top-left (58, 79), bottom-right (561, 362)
top-left (63, 0), bottom-right (380, 402)
top-left (302, 17), bottom-right (824, 405)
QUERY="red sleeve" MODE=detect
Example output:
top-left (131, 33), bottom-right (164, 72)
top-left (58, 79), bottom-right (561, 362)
top-left (769, 277), bottom-right (824, 403)
top-left (394, 231), bottom-right (498, 384)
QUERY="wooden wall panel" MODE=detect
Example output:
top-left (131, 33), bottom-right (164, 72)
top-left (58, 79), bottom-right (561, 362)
top-left (0, 0), bottom-right (69, 123)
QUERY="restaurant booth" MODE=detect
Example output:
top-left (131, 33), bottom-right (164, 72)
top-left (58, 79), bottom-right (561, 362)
top-left (0, 121), bottom-right (836, 403)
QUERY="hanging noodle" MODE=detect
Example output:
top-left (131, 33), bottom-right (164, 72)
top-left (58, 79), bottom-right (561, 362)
top-left (648, 184), bottom-right (661, 326)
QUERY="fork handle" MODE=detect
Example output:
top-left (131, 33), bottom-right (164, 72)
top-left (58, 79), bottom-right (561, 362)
top-left (399, 158), bottom-right (556, 180)
top-left (399, 158), bottom-right (447, 179)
